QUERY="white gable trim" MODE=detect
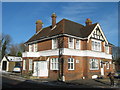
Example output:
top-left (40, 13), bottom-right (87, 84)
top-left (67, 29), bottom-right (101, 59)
top-left (88, 23), bottom-right (108, 44)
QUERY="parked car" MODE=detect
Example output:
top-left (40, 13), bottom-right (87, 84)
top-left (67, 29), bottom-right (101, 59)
top-left (13, 66), bottom-right (21, 73)
top-left (114, 71), bottom-right (120, 79)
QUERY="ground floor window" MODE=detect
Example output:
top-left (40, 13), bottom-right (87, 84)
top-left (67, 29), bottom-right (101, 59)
top-left (90, 59), bottom-right (99, 70)
top-left (68, 58), bottom-right (74, 70)
top-left (23, 60), bottom-right (26, 70)
top-left (106, 62), bottom-right (109, 69)
top-left (29, 59), bottom-right (32, 70)
top-left (50, 58), bottom-right (59, 70)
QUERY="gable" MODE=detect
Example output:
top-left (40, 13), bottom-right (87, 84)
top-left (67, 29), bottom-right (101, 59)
top-left (88, 23), bottom-right (108, 44)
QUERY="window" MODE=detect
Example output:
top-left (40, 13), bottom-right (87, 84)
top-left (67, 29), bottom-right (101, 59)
top-left (76, 39), bottom-right (80, 49)
top-left (92, 40), bottom-right (101, 51)
top-left (34, 43), bottom-right (38, 52)
top-left (23, 60), bottom-right (26, 70)
top-left (68, 58), bottom-right (74, 70)
top-left (105, 45), bottom-right (109, 54)
top-left (52, 38), bottom-right (58, 49)
top-left (106, 62), bottom-right (109, 69)
top-left (29, 59), bottom-right (32, 70)
top-left (68, 37), bottom-right (74, 49)
top-left (50, 58), bottom-right (59, 70)
top-left (29, 43), bottom-right (38, 52)
top-left (29, 44), bottom-right (33, 52)
top-left (90, 59), bottom-right (99, 70)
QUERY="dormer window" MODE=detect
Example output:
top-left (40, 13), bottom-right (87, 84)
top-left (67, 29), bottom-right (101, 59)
top-left (52, 38), bottom-right (58, 49)
top-left (68, 37), bottom-right (74, 49)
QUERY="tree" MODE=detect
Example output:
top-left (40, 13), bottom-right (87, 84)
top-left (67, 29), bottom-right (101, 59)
top-left (17, 51), bottom-right (22, 57)
top-left (8, 42), bottom-right (26, 57)
top-left (8, 44), bottom-right (18, 56)
top-left (1, 34), bottom-right (12, 59)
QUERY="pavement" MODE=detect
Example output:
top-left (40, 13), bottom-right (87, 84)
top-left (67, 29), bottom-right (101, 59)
top-left (1, 71), bottom-right (120, 89)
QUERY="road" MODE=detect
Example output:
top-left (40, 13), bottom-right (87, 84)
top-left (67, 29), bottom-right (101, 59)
top-left (2, 76), bottom-right (63, 88)
top-left (1, 73), bottom-right (119, 90)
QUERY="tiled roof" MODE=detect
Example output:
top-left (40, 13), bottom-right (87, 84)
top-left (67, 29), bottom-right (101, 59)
top-left (26, 19), bottom-right (98, 44)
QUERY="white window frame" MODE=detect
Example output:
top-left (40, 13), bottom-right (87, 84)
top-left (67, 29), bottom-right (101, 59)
top-left (68, 58), bottom-right (74, 70)
top-left (29, 59), bottom-right (32, 70)
top-left (34, 43), bottom-right (38, 52)
top-left (52, 38), bottom-right (58, 49)
top-left (106, 62), bottom-right (109, 69)
top-left (50, 58), bottom-right (59, 70)
top-left (91, 39), bottom-right (101, 51)
top-left (76, 39), bottom-right (80, 49)
top-left (90, 59), bottom-right (99, 70)
top-left (29, 44), bottom-right (33, 52)
top-left (23, 60), bottom-right (26, 70)
top-left (105, 45), bottom-right (109, 54)
top-left (68, 37), bottom-right (74, 49)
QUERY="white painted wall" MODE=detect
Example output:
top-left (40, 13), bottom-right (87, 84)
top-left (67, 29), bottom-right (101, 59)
top-left (22, 48), bottom-right (112, 59)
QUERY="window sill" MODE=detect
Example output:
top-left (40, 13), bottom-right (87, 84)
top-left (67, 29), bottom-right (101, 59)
top-left (90, 68), bottom-right (99, 70)
top-left (68, 69), bottom-right (74, 70)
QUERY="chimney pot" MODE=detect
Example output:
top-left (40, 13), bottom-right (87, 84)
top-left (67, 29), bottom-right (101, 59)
top-left (85, 18), bottom-right (92, 26)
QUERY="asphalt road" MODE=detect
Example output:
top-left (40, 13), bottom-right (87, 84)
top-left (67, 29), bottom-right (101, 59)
top-left (2, 76), bottom-right (61, 88)
top-left (2, 75), bottom-right (119, 90)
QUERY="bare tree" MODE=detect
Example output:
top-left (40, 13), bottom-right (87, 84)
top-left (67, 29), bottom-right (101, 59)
top-left (8, 44), bottom-right (19, 56)
top-left (1, 34), bottom-right (12, 59)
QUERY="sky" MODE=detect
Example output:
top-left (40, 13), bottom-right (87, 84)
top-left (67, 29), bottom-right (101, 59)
top-left (2, 2), bottom-right (118, 46)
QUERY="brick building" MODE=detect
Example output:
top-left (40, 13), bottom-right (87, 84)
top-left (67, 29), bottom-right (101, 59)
top-left (22, 13), bottom-right (114, 81)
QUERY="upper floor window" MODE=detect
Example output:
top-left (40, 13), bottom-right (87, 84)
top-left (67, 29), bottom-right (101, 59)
top-left (105, 45), bottom-right (109, 54)
top-left (90, 59), bottom-right (99, 70)
top-left (29, 43), bottom-right (38, 52)
top-left (52, 38), bottom-right (57, 49)
top-left (29, 44), bottom-right (33, 52)
top-left (34, 43), bottom-right (38, 52)
top-left (68, 58), bottom-right (74, 70)
top-left (50, 58), bottom-right (59, 70)
top-left (76, 39), bottom-right (80, 49)
top-left (68, 37), bottom-right (74, 49)
top-left (92, 40), bottom-right (101, 51)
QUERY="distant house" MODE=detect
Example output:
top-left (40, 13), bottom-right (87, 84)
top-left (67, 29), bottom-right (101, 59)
top-left (22, 13), bottom-right (115, 81)
top-left (1, 56), bottom-right (22, 72)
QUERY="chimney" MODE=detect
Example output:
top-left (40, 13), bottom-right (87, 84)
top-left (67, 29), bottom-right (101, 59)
top-left (51, 13), bottom-right (57, 28)
top-left (36, 20), bottom-right (43, 33)
top-left (85, 18), bottom-right (92, 26)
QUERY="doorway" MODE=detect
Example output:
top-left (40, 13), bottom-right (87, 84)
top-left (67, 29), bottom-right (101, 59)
top-left (33, 61), bottom-right (48, 77)
top-left (100, 62), bottom-right (104, 76)
top-left (2, 61), bottom-right (7, 70)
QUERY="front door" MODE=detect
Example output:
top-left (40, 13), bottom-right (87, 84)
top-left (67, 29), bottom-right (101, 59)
top-left (33, 61), bottom-right (48, 77)
top-left (100, 63), bottom-right (104, 76)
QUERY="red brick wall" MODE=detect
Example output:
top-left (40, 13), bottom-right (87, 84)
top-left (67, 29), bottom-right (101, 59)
top-left (38, 40), bottom-right (52, 51)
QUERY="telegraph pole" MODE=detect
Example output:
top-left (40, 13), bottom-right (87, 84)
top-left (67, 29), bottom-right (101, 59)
top-left (58, 37), bottom-right (64, 81)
